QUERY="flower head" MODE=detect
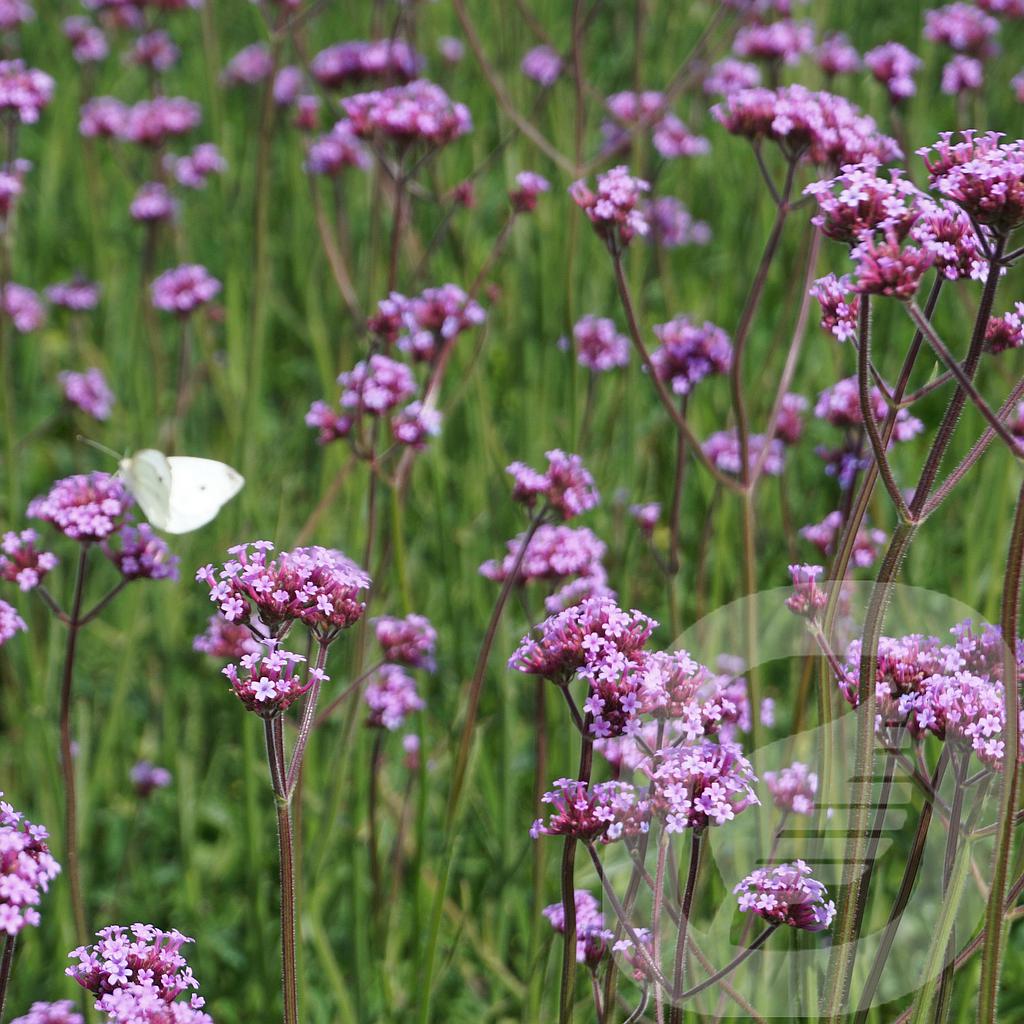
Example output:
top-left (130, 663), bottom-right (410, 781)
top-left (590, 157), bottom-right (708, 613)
top-left (0, 794), bottom-right (60, 935)
top-left (0, 599), bottom-right (25, 646)
top-left (816, 33), bottom-right (861, 76)
top-left (341, 79), bottom-right (471, 148)
top-left (119, 97), bottom-right (201, 146)
top-left (59, 368), bottom-right (115, 421)
top-left (311, 40), bottom-right (422, 89)
top-left (986, 303), bottom-right (1024, 353)
top-left (733, 19), bottom-right (815, 65)
top-left (150, 264), bottom-right (221, 315)
top-left (735, 860), bottom-right (835, 930)
top-left (0, 60), bottom-right (53, 124)
top-left (390, 284), bottom-right (485, 361)
top-left (3, 283), bottom-right (43, 332)
top-left (1, 529), bottom-right (57, 591)
top-left (339, 354), bottom-right (416, 414)
top-left (172, 143), bottom-right (226, 189)
top-left (305, 121), bottom-right (371, 175)
top-left (46, 277), bottom-right (100, 311)
top-left (131, 182), bottom-right (177, 223)
top-left (223, 640), bottom-right (320, 717)
top-left (130, 761), bottom-right (172, 798)
top-left (364, 664), bottom-right (424, 729)
top-left (506, 450), bottom-right (599, 519)
top-left (924, 3), bottom-right (999, 56)
top-left (942, 55), bottom-right (984, 95)
top-left (785, 564), bottom-right (828, 620)
top-left (222, 42), bottom-right (273, 86)
top-left (531, 778), bottom-right (648, 843)
top-left (865, 42), bottom-right (922, 102)
top-left (193, 613), bottom-right (262, 661)
top-left (374, 614), bottom-right (437, 670)
top-left (11, 1002), bottom-right (84, 1024)
top-left (521, 45), bottom-right (563, 87)
top-left (651, 316), bottom-right (732, 394)
top-left (103, 523), bottom-right (179, 582)
top-left (542, 891), bottom-right (612, 967)
top-left (646, 197), bottom-right (711, 248)
top-left (391, 401), bottom-right (441, 449)
top-left (568, 315), bottom-right (629, 372)
top-left (510, 170), bottom-right (551, 212)
top-left (570, 165), bottom-right (650, 247)
top-left (29, 473), bottom-right (132, 541)
top-left (703, 58), bottom-right (761, 96)
top-left (703, 431), bottom-right (785, 477)
top-left (764, 762), bottom-right (817, 815)
top-left (775, 392), bottom-right (808, 445)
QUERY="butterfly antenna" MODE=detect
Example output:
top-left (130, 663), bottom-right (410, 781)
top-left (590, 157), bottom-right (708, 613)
top-left (76, 435), bottom-right (122, 462)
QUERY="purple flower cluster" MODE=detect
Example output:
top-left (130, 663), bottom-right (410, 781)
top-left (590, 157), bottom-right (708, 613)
top-left (703, 58), bottom-right (761, 96)
top-left (815, 376), bottom-right (924, 442)
top-left (64, 17), bottom-right (108, 64)
top-left (131, 30), bottom-right (180, 74)
top-left (223, 641), bottom-right (321, 717)
top-left (816, 33), bottom-right (861, 76)
top-left (59, 368), bottom-right (115, 421)
top-left (864, 42), bottom-right (922, 102)
top-left (28, 472), bottom-right (132, 542)
top-left (810, 273), bottom-right (859, 341)
top-left (364, 664), bottom-right (425, 730)
top-left (0, 598), bottom-right (26, 646)
top-left (130, 761), bottom-right (172, 798)
top-left (310, 40), bottom-right (423, 89)
top-left (0, 793), bottom-right (60, 935)
top-left (703, 431), bottom-right (785, 477)
top-left (646, 197), bottom-right (711, 248)
top-left (506, 450), bottom-right (600, 520)
top-left (193, 613), bottom-right (261, 661)
top-left (3, 283), bottom-right (44, 332)
top-left (305, 122), bottom-right (371, 175)
top-left (735, 860), bottom-right (835, 931)
top-left (1, 529), bottom-right (57, 591)
top-left (150, 264), bottom-right (221, 315)
top-left (222, 43), bottom-right (273, 86)
top-left (0, 60), bottom-right (54, 124)
top-left (46, 277), bottom-right (100, 311)
top-left (130, 183), bottom-right (177, 223)
top-left (530, 778), bottom-right (648, 843)
top-left (374, 613), bottom-right (437, 670)
top-left (171, 143), bottom-right (226, 189)
top-left (542, 891), bottom-right (612, 968)
top-left (986, 303), bottom-right (1024, 353)
top-left (196, 541), bottom-right (370, 640)
top-left (11, 1002), bottom-right (84, 1024)
top-left (924, 3), bottom-right (999, 56)
top-left (338, 354), bottom-right (416, 415)
top-left (941, 55), bottom-right (984, 95)
top-left (733, 19), bottom-right (815, 65)
top-left (82, 96), bottom-right (201, 146)
top-left (651, 316), bottom-right (732, 395)
top-left (372, 284), bottom-right (486, 362)
top-left (570, 165), bottom-right (651, 247)
top-left (764, 761), bottom-right (817, 815)
top-left (102, 523), bottom-right (179, 582)
top-left (800, 510), bottom-right (886, 568)
top-left (785, 564), bottom-right (828, 620)
top-left (341, 80), bottom-right (471, 148)
top-left (567, 315), bottom-right (629, 372)
top-left (509, 170), bottom-right (551, 212)
top-left (521, 45), bottom-right (563, 87)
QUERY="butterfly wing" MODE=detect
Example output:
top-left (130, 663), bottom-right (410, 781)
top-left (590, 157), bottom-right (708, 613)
top-left (120, 449), bottom-right (174, 531)
top-left (162, 457), bottom-right (245, 533)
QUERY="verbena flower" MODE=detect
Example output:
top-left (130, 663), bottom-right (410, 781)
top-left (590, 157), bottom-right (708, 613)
top-left (764, 762), bottom-right (817, 815)
top-left (651, 316), bottom-right (732, 394)
top-left (865, 42), bottom-right (922, 102)
top-left (310, 40), bottom-right (422, 88)
top-left (735, 860), bottom-right (835, 930)
top-left (119, 97), bottom-right (201, 146)
top-left (131, 182), bottom-right (178, 223)
top-left (438, 36), bottom-right (465, 65)
top-left (646, 197), bottom-right (711, 248)
top-left (703, 58), bottom-right (761, 96)
top-left (305, 401), bottom-right (352, 445)
top-left (193, 613), bottom-right (261, 660)
top-left (775, 393), bottom-right (808, 445)
top-left (341, 79), bottom-right (471, 148)
top-left (646, 741), bottom-right (759, 831)
top-left (223, 641), bottom-right (321, 717)
top-left (733, 19), bottom-right (815, 65)
top-left (305, 122), bottom-right (371, 175)
top-left (3, 283), bottom-right (44, 332)
top-left (800, 510), bottom-right (887, 568)
top-left (46, 277), bottom-right (100, 311)
top-left (171, 143), bottom-right (226, 189)
top-left (0, 793), bottom-right (60, 935)
top-left (941, 55), bottom-right (984, 95)
top-left (924, 3), bottom-right (999, 56)
top-left (131, 29), bottom-right (180, 73)
top-left (79, 97), bottom-right (128, 138)
top-left (0, 60), bottom-right (53, 124)
top-left (374, 613), bottom-right (437, 670)
top-left (566, 315), bottom-right (629, 372)
top-left (273, 66), bottom-right (304, 106)
top-left (520, 45), bottom-right (563, 87)
top-left (364, 664), bottom-right (424, 730)
top-left (0, 599), bottom-right (26, 646)
top-left (985, 303), bottom-right (1024, 352)
top-left (0, 0), bottom-right (34, 30)
top-left (151, 264), bottom-right (221, 315)
top-left (11, 1001), bottom-right (84, 1024)
top-left (59, 368), bottom-right (115, 421)
top-left (339, 354), bottom-right (416, 414)
top-left (651, 114), bottom-right (710, 160)
top-left (703, 431), bottom-right (785, 477)
top-left (530, 778), bottom-right (649, 843)
top-left (815, 377), bottom-right (924, 442)
top-left (102, 523), bottom-right (179, 582)
top-left (629, 502), bottom-right (660, 537)
top-left (130, 761), bottom-right (172, 797)
top-left (391, 401), bottom-right (441, 449)
top-left (480, 524), bottom-right (606, 588)
top-left (910, 197), bottom-right (989, 280)
top-left (222, 43), bottom-right (273, 86)
top-left (388, 284), bottom-right (485, 361)
top-left (816, 33), bottom-right (861, 76)
top-left (542, 891), bottom-right (613, 968)
top-left (1, 529), bottom-right (58, 591)
top-left (506, 450), bottom-right (600, 519)
top-left (509, 170), bottom-right (551, 212)
top-left (196, 541), bottom-right (370, 640)
top-left (570, 165), bottom-right (650, 247)
top-left (785, 564), bottom-right (828, 620)
top-left (28, 473), bottom-right (132, 541)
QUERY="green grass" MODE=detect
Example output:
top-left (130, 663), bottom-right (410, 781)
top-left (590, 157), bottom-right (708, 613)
top-left (2, 1), bottom-right (1024, 1021)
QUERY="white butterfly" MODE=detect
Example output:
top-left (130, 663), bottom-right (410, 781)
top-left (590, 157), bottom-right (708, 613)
top-left (118, 449), bottom-right (244, 534)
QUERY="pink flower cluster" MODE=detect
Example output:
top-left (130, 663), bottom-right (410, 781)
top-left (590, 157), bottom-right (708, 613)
top-left (193, 613), bottom-right (261, 661)
top-left (0, 599), bottom-right (26, 646)
top-left (197, 541), bottom-right (370, 641)
top-left (800, 510), bottom-right (887, 568)
top-left (0, 793), bottom-right (60, 934)
top-left (59, 368), bottom-right (115, 421)
top-left (305, 122), bottom-right (371, 175)
top-left (815, 377), bottom-right (924, 442)
top-left (374, 284), bottom-right (486, 362)
top-left (364, 664), bottom-right (425, 730)
top-left (506, 450), bottom-right (600, 520)
top-left (1, 529), bottom-right (57, 591)
top-left (28, 472), bottom-right (132, 542)
top-left (986, 303), bottom-right (1024, 353)
top-left (570, 166), bottom-right (651, 248)
top-left (130, 182), bottom-right (177, 223)
top-left (733, 19), bottom-right (815, 65)
top-left (310, 40), bottom-right (423, 89)
top-left (810, 273), bottom-right (859, 341)
top-left (542, 891), bottom-right (612, 968)
top-left (3, 283), bottom-right (44, 332)
top-left (775, 392), bottom-right (808, 445)
top-left (864, 42), bottom-right (922, 102)
top-left (816, 33), bottom-right (861, 76)
top-left (46, 277), bottom-right (100, 311)
top-left (703, 431), bottom-right (785, 477)
top-left (222, 43), bottom-right (273, 86)
top-left (734, 860), bottom-right (835, 931)
top-left (0, 60), bottom-right (54, 124)
top-left (102, 523), bottom-right (179, 582)
top-left (647, 197), bottom-right (711, 248)
top-left (171, 143), bottom-right (226, 189)
top-left (567, 315), bottom-right (629, 372)
top-left (64, 17), bottom-right (108, 64)
top-left (520, 45), bottom-right (563, 87)
top-left (764, 761), bottom-right (817, 815)
top-left (339, 354), bottom-right (416, 414)
top-left (223, 641), bottom-right (321, 717)
top-left (81, 96), bottom-right (201, 146)
top-left (941, 55), bottom-right (984, 95)
top-left (651, 315), bottom-right (732, 395)
top-left (924, 3), bottom-right (999, 56)
top-left (703, 58), bottom-right (761, 96)
top-left (130, 762), bottom-right (172, 798)
top-left (341, 80), bottom-right (471, 148)
top-left (509, 170), bottom-right (551, 212)
top-left (150, 264), bottom-right (221, 315)
top-left (131, 30), bottom-right (180, 74)
top-left (11, 1002), bottom-right (84, 1024)
top-left (530, 778), bottom-right (648, 843)
top-left (785, 564), bottom-right (828, 620)
top-left (374, 613), bottom-right (437, 670)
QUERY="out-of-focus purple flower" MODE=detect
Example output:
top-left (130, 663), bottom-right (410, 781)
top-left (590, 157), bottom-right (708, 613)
top-left (438, 36), bottom-right (465, 64)
top-left (3, 283), bottom-right (43, 332)
top-left (815, 376), bottom-right (924, 441)
top-left (865, 42), bottom-right (922, 102)
top-left (364, 663), bottom-right (424, 730)
top-left (942, 55), bottom-right (984, 94)
top-left (764, 761), bottom-right (818, 815)
top-left (305, 400), bottom-right (352, 445)
top-left (382, 284), bottom-right (485, 361)
top-left (1013, 70), bottom-right (1024, 102)
top-left (521, 44), bottom-right (562, 86)
top-left (646, 196), bottom-right (711, 248)
top-left (703, 431), bottom-right (785, 476)
top-left (194, 613), bottom-right (261, 660)
top-left (223, 42), bottom-right (273, 86)
top-left (785, 564), bottom-right (828, 620)
top-left (810, 273), bottom-right (859, 342)
top-left (816, 33), bottom-right (861, 76)
top-left (769, 392), bottom-right (807, 446)
top-left (151, 264), bottom-right (221, 314)
top-left (119, 96), bottom-right (201, 146)
top-left (570, 165), bottom-right (650, 248)
top-left (652, 114), bottom-right (710, 159)
top-left (130, 761), bottom-right (172, 797)
top-left (480, 524), bottom-right (606, 585)
top-left (0, 0), bottom-right (33, 29)
top-left (11, 1001), bottom-right (84, 1024)
top-left (542, 891), bottom-right (612, 967)
top-left (0, 793), bottom-right (60, 934)
top-left (975, 0), bottom-right (1024, 13)
top-left (374, 613), bottom-right (436, 670)
top-left (341, 79), bottom-right (471, 148)
top-left (223, 640), bottom-right (320, 717)
top-left (986, 302), bottom-right (1024, 352)
top-left (0, 60), bottom-right (53, 124)
top-left (851, 229), bottom-right (934, 299)
top-left (273, 65), bottom-right (303, 106)
top-left (924, 3), bottom-right (1000, 56)
top-left (605, 90), bottom-right (666, 128)
top-left (629, 502), bottom-right (660, 537)
top-left (172, 142), bottom-right (226, 188)
top-left (45, 277), bottom-right (99, 311)
top-left (197, 541), bottom-right (370, 640)
top-left (28, 473), bottom-right (131, 542)
top-left (391, 400), bottom-right (441, 449)
top-left (311, 39), bottom-right (423, 89)
top-left (800, 510), bottom-right (887, 568)
top-left (0, 599), bottom-right (26, 645)
top-left (130, 181), bottom-right (177, 222)
top-left (733, 19), bottom-right (815, 65)
top-left (293, 94), bottom-right (320, 131)
top-left (59, 368), bottom-right (115, 421)
top-left (305, 121), bottom-right (371, 174)
top-left (735, 860), bottom-right (835, 930)
top-left (103, 523), bottom-right (179, 582)
top-left (651, 315), bottom-right (732, 395)
top-left (339, 354), bottom-right (416, 414)
top-left (131, 29), bottom-right (180, 73)
top-left (80, 97), bottom-right (127, 138)
top-left (509, 170), bottom-right (551, 212)
top-left (63, 16), bottom-right (108, 63)
top-left (703, 57), bottom-right (761, 96)
top-left (507, 450), bottom-right (599, 519)
top-left (1, 529), bottom-right (57, 591)
top-left (566, 315), bottom-right (629, 372)
top-left (0, 159), bottom-right (28, 219)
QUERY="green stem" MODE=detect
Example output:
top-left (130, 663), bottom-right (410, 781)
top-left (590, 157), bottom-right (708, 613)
top-left (667, 831), bottom-right (702, 1024)
top-left (0, 933), bottom-right (15, 1021)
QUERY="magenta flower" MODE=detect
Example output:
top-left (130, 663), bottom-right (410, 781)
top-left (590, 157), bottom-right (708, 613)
top-left (102, 523), bottom-right (179, 582)
top-left (364, 664), bottom-right (424, 730)
top-left (531, 778), bottom-right (648, 843)
top-left (341, 79), bottom-right (471, 148)
top-left (273, 66), bottom-right (304, 106)
top-left (520, 45), bottom-right (563, 87)
top-left (0, 793), bottom-right (60, 934)
top-left (1, 529), bottom-right (58, 591)
top-left (0, 60), bottom-right (53, 124)
top-left (46, 277), bottom-right (100, 311)
top-left (733, 19), bottom-right (815, 65)
top-left (942, 55), bottom-right (984, 94)
top-left (305, 121), bottom-right (371, 175)
top-left (629, 502), bottom-right (661, 537)
top-left (223, 640), bottom-right (321, 717)
top-left (28, 473), bottom-right (131, 542)
top-left (0, 160), bottom-right (28, 220)
top-left (910, 197), bottom-right (989, 280)
top-left (651, 315), bottom-right (732, 394)
top-left (305, 400), bottom-right (352, 445)
top-left (391, 401), bottom-right (441, 449)
top-left (438, 36), bottom-right (465, 65)
top-left (0, 0), bottom-right (33, 30)
top-left (63, 17), bottom-right (108, 64)
top-left (703, 58), bottom-right (761, 96)
top-left (393, 284), bottom-right (485, 361)
top-left (339, 354), bottom-right (416, 414)
top-left (646, 196), bottom-right (711, 248)
top-left (119, 97), bottom-right (201, 146)
top-left (570, 165), bottom-right (650, 248)
top-left (703, 431), bottom-right (785, 477)
top-left (480, 523), bottom-right (606, 587)
top-left (542, 891), bottom-right (612, 967)
top-left (131, 29), bottom-right (180, 73)
top-left (785, 564), bottom-right (828, 620)
top-left (567, 315), bottom-right (629, 372)
top-left (647, 741), bottom-right (760, 831)
top-left (59, 368), bottom-right (115, 421)
top-left (310, 40), bottom-right (423, 89)
top-left (0, 599), bottom-right (26, 646)
top-left (764, 762), bottom-right (818, 815)
top-left (79, 97), bottom-right (128, 138)
top-left (816, 33), bottom-right (861, 76)
top-left (1013, 71), bottom-right (1024, 103)
top-left (193, 613), bottom-right (262, 661)
top-left (130, 761), bottom-right (172, 797)
top-left (222, 42), bottom-right (273, 86)
top-left (651, 113), bottom-right (710, 159)
top-left (11, 1002), bottom-right (84, 1024)
top-left (172, 143), bottom-right (226, 189)
top-left (810, 274), bottom-right (859, 342)
top-left (924, 3), bottom-right (999, 56)
top-left (130, 182), bottom-right (177, 223)
top-left (374, 613), bottom-right (437, 670)
top-left (801, 510), bottom-right (887, 568)
top-left (507, 449), bottom-right (599, 520)
top-left (509, 170), bottom-right (551, 212)
top-left (815, 376), bottom-right (924, 441)
top-left (865, 42), bottom-right (922, 102)
top-left (986, 303), bottom-right (1024, 352)
top-left (851, 229), bottom-right (934, 300)
top-left (735, 860), bottom-right (835, 931)
top-left (150, 264), bottom-right (221, 315)
top-left (3, 283), bottom-right (43, 332)
top-left (774, 392), bottom-right (808, 445)
top-left (196, 541), bottom-right (370, 640)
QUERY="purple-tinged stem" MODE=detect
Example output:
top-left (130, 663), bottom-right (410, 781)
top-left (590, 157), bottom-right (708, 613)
top-left (284, 639), bottom-right (329, 797)
top-left (977, 475), bottom-right (1024, 1023)
top-left (0, 932), bottom-right (14, 1021)
top-left (60, 544), bottom-right (90, 948)
top-left (667, 831), bottom-right (702, 1024)
top-left (680, 924), bottom-right (777, 1000)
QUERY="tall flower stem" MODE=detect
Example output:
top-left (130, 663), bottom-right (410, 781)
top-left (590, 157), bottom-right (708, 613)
top-left (60, 544), bottom-right (90, 948)
top-left (667, 831), bottom-right (702, 1024)
top-left (284, 639), bottom-right (330, 797)
top-left (977, 474), bottom-right (1024, 1022)
top-left (0, 933), bottom-right (15, 1021)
